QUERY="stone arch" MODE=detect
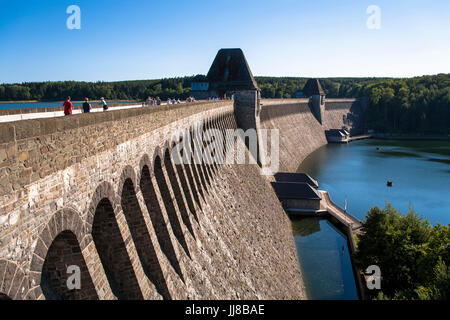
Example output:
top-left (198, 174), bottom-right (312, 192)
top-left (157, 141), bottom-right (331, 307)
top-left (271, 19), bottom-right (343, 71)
top-left (0, 259), bottom-right (28, 300)
top-left (120, 173), bottom-right (171, 299)
top-left (153, 154), bottom-right (191, 258)
top-left (219, 114), bottom-right (225, 131)
top-left (171, 140), bottom-right (200, 220)
top-left (209, 117), bottom-right (220, 172)
top-left (168, 127), bottom-right (184, 151)
top-left (219, 114), bottom-right (228, 157)
top-left (90, 186), bottom-right (143, 300)
top-left (218, 115), bottom-right (226, 146)
top-left (223, 113), bottom-right (231, 151)
top-left (190, 126), bottom-right (208, 197)
top-left (199, 120), bottom-right (213, 185)
top-left (224, 112), bottom-right (230, 128)
top-left (204, 118), bottom-right (215, 170)
top-left (227, 113), bottom-right (233, 129)
top-left (138, 153), bottom-right (153, 181)
top-left (152, 146), bottom-right (164, 171)
top-left (0, 293), bottom-right (11, 300)
top-left (207, 118), bottom-right (217, 173)
top-left (86, 181), bottom-right (118, 229)
top-left (29, 208), bottom-right (90, 299)
top-left (213, 116), bottom-right (224, 170)
top-left (139, 163), bottom-right (184, 281)
top-left (177, 136), bottom-right (203, 211)
top-left (163, 148), bottom-right (195, 238)
top-left (228, 113), bottom-right (237, 149)
top-left (40, 230), bottom-right (98, 300)
top-left (117, 165), bottom-right (137, 198)
top-left (230, 113), bottom-right (238, 129)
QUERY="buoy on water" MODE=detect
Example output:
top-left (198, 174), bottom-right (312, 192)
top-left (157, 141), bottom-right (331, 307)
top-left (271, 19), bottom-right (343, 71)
top-left (387, 181), bottom-right (393, 187)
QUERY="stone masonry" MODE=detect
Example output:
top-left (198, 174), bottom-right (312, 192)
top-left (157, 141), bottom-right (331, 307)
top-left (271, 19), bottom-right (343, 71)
top-left (259, 98), bottom-right (366, 172)
top-left (0, 100), bottom-right (306, 300)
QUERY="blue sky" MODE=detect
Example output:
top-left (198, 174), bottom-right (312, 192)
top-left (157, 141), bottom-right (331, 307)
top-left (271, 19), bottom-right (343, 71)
top-left (0, 0), bottom-right (449, 83)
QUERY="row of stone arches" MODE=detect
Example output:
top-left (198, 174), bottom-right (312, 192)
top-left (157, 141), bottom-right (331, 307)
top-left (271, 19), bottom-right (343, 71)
top-left (1, 110), bottom-right (238, 300)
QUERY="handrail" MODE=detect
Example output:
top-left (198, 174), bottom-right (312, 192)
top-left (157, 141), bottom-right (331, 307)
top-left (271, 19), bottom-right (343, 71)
top-left (322, 191), bottom-right (363, 226)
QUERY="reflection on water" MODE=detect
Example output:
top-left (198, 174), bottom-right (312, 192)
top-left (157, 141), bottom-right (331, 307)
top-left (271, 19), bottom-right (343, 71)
top-left (292, 218), bottom-right (358, 300)
top-left (297, 139), bottom-right (450, 224)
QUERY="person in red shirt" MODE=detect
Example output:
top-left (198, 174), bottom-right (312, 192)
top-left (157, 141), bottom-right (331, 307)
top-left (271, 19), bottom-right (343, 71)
top-left (63, 96), bottom-right (73, 115)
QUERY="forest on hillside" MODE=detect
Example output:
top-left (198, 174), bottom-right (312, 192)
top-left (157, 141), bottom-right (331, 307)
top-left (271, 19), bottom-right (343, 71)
top-left (361, 74), bottom-right (450, 134)
top-left (259, 74), bottom-right (450, 134)
top-left (0, 75), bottom-right (390, 101)
top-left (1, 74), bottom-right (449, 133)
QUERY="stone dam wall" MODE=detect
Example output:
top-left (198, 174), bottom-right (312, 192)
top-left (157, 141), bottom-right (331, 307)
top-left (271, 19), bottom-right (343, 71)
top-left (259, 98), bottom-right (366, 172)
top-left (0, 101), bottom-right (305, 300)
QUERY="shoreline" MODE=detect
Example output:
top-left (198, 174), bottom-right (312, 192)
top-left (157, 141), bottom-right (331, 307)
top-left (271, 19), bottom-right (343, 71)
top-left (371, 134), bottom-right (450, 141)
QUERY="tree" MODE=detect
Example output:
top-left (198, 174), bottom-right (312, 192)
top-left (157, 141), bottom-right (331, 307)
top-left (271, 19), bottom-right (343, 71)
top-left (355, 203), bottom-right (450, 300)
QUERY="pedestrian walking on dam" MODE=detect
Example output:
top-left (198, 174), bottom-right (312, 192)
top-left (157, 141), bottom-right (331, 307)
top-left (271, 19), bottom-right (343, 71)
top-left (101, 97), bottom-right (108, 111)
top-left (63, 96), bottom-right (73, 116)
top-left (82, 98), bottom-right (91, 113)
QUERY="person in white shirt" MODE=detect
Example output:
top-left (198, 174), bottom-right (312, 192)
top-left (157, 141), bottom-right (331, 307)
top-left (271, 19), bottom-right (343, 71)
top-left (101, 97), bottom-right (108, 111)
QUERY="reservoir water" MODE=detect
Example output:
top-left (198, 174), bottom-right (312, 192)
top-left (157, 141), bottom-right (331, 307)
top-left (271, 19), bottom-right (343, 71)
top-left (292, 218), bottom-right (359, 300)
top-left (298, 139), bottom-right (450, 225)
top-left (292, 139), bottom-right (450, 300)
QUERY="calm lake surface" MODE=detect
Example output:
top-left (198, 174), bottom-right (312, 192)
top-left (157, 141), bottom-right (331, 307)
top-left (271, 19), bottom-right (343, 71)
top-left (292, 139), bottom-right (450, 300)
top-left (292, 218), bottom-right (359, 300)
top-left (297, 139), bottom-right (450, 225)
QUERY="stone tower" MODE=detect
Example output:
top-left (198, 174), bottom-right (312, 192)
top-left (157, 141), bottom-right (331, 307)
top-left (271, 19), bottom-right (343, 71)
top-left (303, 79), bottom-right (326, 124)
top-left (196, 48), bottom-right (262, 165)
top-left (206, 48), bottom-right (260, 132)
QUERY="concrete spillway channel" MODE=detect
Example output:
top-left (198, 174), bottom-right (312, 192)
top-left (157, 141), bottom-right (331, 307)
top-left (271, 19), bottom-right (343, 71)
top-left (271, 172), bottom-right (367, 300)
